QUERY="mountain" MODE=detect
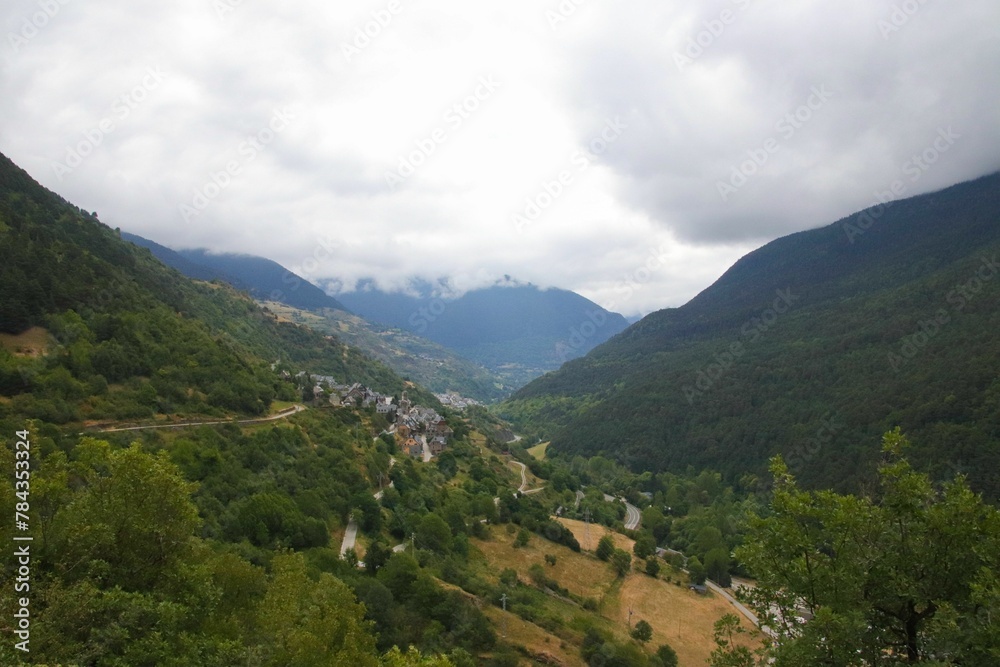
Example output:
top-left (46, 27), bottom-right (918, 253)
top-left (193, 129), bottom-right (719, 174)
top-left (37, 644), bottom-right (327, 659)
top-left (120, 234), bottom-right (351, 313)
top-left (337, 281), bottom-right (630, 386)
top-left (0, 151), bottom-right (437, 423)
top-left (262, 302), bottom-right (511, 401)
top-left (504, 173), bottom-right (1000, 498)
top-left (117, 235), bottom-right (508, 401)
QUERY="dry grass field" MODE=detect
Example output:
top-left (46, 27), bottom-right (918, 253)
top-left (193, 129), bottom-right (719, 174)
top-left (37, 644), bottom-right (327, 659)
top-left (474, 523), bottom-right (762, 666)
top-left (473, 525), bottom-right (618, 600)
top-left (556, 517), bottom-right (635, 553)
top-left (526, 441), bottom-right (550, 460)
top-left (0, 326), bottom-right (51, 356)
top-left (608, 575), bottom-right (761, 666)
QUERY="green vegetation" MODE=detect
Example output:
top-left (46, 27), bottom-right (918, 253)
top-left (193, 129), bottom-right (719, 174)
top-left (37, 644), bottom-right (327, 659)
top-left (717, 430), bottom-right (1000, 666)
top-left (504, 173), bottom-right (1000, 499)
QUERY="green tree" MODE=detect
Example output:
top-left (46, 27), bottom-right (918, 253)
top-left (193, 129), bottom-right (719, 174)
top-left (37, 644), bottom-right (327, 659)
top-left (708, 614), bottom-right (755, 667)
top-left (652, 643), bottom-right (679, 667)
top-left (704, 547), bottom-right (731, 587)
top-left (611, 548), bottom-right (632, 577)
top-left (631, 619), bottom-right (653, 643)
top-left (256, 552), bottom-right (379, 667)
top-left (596, 534), bottom-right (615, 561)
top-left (416, 513), bottom-right (452, 554)
top-left (644, 557), bottom-right (661, 577)
top-left (733, 430), bottom-right (1000, 665)
top-left (633, 532), bottom-right (656, 559)
top-left (513, 527), bottom-right (531, 548)
top-left (687, 556), bottom-right (707, 586)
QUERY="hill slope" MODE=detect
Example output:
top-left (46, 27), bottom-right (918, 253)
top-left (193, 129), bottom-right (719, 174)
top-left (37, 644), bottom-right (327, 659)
top-left (337, 281), bottom-right (630, 386)
top-left (0, 151), bottom-right (435, 423)
top-left (118, 235), bottom-right (508, 401)
top-left (504, 173), bottom-right (1000, 498)
top-left (120, 233), bottom-right (350, 313)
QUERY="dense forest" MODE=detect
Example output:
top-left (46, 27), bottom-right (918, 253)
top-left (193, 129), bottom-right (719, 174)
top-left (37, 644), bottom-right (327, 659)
top-left (504, 173), bottom-right (1000, 499)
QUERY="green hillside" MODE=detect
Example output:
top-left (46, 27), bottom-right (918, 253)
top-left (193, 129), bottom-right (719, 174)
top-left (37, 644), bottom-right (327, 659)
top-left (0, 151), bottom-right (436, 425)
top-left (504, 173), bottom-right (1000, 498)
top-left (338, 281), bottom-right (630, 387)
top-left (265, 303), bottom-right (510, 402)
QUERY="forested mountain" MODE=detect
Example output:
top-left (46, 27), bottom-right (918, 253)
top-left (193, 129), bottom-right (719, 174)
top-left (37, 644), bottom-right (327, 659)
top-left (338, 281), bottom-right (630, 386)
top-left (120, 233), bottom-right (350, 313)
top-left (504, 173), bottom-right (1000, 498)
top-left (0, 151), bottom-right (436, 424)
top-left (117, 235), bottom-right (508, 401)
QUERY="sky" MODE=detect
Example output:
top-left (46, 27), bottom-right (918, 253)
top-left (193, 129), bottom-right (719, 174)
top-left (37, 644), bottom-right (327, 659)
top-left (2, 0), bottom-right (999, 317)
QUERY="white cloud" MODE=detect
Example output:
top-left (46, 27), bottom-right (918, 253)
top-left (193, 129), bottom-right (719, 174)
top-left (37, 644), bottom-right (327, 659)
top-left (2, 0), bottom-right (997, 317)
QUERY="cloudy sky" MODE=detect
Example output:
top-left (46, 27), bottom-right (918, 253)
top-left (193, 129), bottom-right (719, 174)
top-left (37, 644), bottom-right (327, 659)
top-left (2, 0), bottom-right (998, 316)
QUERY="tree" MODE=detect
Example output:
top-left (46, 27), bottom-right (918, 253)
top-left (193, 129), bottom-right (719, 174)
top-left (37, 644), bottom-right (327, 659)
top-left (365, 541), bottom-right (391, 576)
top-left (708, 614), bottom-right (755, 667)
top-left (611, 548), bottom-right (632, 577)
top-left (687, 556), bottom-right (707, 585)
top-left (596, 534), bottom-right (615, 561)
top-left (644, 557), bottom-right (660, 577)
top-left (545, 554), bottom-right (557, 566)
top-left (631, 619), bottom-right (653, 643)
top-left (704, 547), bottom-right (731, 587)
top-left (732, 430), bottom-right (1000, 666)
top-left (256, 552), bottom-right (379, 667)
top-left (633, 532), bottom-right (656, 559)
top-left (416, 513), bottom-right (452, 554)
top-left (652, 643), bottom-right (679, 667)
top-left (513, 527), bottom-right (531, 548)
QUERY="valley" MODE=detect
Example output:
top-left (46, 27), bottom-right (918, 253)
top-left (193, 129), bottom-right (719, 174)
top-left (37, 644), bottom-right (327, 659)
top-left (1, 151), bottom-right (999, 665)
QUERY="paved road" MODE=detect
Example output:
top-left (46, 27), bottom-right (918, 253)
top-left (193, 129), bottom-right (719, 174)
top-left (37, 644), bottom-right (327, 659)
top-left (623, 500), bottom-right (641, 530)
top-left (339, 519), bottom-right (359, 557)
top-left (513, 461), bottom-right (529, 492)
top-left (575, 489), bottom-right (585, 509)
top-left (421, 435), bottom-right (432, 463)
top-left (705, 581), bottom-right (761, 630)
top-left (88, 404), bottom-right (306, 434)
top-left (603, 493), bottom-right (641, 530)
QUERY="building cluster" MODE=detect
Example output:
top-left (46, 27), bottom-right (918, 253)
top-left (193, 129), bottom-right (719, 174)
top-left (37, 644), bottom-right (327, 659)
top-left (434, 392), bottom-right (482, 410)
top-left (299, 373), bottom-right (452, 460)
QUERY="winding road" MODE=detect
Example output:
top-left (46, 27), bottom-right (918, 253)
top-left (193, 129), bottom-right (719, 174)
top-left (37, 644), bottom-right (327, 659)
top-left (603, 493), bottom-right (641, 530)
top-left (87, 404), bottom-right (307, 434)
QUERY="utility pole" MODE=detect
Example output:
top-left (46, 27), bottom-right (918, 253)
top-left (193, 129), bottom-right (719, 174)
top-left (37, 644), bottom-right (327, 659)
top-left (584, 508), bottom-right (591, 550)
top-left (500, 594), bottom-right (508, 638)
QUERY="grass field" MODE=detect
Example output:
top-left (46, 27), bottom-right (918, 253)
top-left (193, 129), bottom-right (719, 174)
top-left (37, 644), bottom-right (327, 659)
top-left (474, 525), bottom-right (618, 600)
top-left (526, 441), bottom-right (550, 460)
top-left (557, 517), bottom-right (635, 553)
top-left (0, 326), bottom-right (51, 356)
top-left (474, 523), bottom-right (762, 666)
top-left (608, 574), bottom-right (761, 666)
top-left (481, 605), bottom-right (586, 667)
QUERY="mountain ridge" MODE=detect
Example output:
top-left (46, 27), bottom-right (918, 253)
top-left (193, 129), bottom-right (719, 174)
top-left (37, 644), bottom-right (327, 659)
top-left (504, 172), bottom-right (1000, 498)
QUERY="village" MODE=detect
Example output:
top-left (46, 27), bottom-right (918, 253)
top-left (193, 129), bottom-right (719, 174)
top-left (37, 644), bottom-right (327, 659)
top-left (296, 373), bottom-right (454, 461)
